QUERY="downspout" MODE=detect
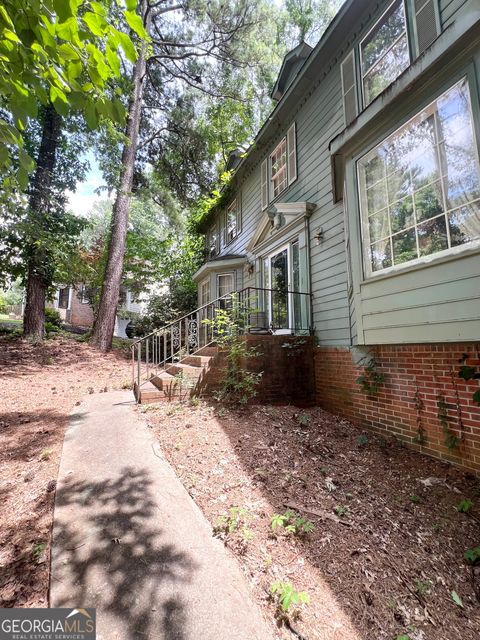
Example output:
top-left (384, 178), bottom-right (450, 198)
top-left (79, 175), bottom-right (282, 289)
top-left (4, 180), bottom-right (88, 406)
top-left (305, 212), bottom-right (314, 335)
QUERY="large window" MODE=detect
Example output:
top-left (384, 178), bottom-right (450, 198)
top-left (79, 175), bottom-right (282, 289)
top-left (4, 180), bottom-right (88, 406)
top-left (360, 0), bottom-right (410, 107)
top-left (358, 78), bottom-right (480, 275)
top-left (200, 279), bottom-right (210, 306)
top-left (207, 225), bottom-right (219, 259)
top-left (58, 286), bottom-right (70, 309)
top-left (270, 138), bottom-right (288, 199)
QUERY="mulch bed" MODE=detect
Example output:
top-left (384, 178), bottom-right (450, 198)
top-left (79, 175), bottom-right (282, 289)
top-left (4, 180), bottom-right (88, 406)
top-left (0, 335), bottom-right (132, 608)
top-left (147, 401), bottom-right (480, 640)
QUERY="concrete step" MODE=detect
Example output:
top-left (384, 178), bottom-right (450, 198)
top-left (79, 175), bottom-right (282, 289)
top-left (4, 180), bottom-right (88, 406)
top-left (136, 381), bottom-right (165, 404)
top-left (150, 371), bottom-right (175, 391)
top-left (166, 363), bottom-right (203, 379)
top-left (181, 355), bottom-right (211, 367)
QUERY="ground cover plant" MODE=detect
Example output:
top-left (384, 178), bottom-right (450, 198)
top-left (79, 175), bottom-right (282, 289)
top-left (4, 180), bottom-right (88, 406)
top-left (147, 401), bottom-right (480, 640)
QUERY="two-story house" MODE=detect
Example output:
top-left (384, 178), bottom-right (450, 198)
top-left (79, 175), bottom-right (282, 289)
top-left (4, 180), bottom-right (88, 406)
top-left (189, 0), bottom-right (480, 471)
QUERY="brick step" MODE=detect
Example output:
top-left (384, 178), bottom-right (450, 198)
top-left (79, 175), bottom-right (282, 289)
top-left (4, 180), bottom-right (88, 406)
top-left (181, 355), bottom-right (211, 367)
top-left (136, 381), bottom-right (165, 404)
top-left (166, 363), bottom-right (203, 379)
top-left (150, 372), bottom-right (175, 391)
top-left (195, 345), bottom-right (218, 357)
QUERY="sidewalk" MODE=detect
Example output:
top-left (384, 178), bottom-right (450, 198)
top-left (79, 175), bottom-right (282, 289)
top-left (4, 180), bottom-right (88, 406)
top-left (50, 391), bottom-right (274, 640)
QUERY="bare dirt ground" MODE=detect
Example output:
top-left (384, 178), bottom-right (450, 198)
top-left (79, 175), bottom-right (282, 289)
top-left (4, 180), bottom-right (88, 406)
top-left (0, 335), bottom-right (132, 608)
top-left (147, 401), bottom-right (480, 640)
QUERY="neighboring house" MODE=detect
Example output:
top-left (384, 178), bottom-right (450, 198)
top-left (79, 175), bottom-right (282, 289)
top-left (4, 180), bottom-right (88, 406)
top-left (189, 0), bottom-right (480, 471)
top-left (50, 285), bottom-right (144, 337)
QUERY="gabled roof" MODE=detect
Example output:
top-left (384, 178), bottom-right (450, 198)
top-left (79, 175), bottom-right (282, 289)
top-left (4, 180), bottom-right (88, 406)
top-left (271, 41), bottom-right (313, 102)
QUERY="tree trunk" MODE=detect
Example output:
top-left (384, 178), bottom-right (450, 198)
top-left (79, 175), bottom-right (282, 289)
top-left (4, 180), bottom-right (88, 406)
top-left (91, 3), bottom-right (149, 352)
top-left (23, 104), bottom-right (62, 340)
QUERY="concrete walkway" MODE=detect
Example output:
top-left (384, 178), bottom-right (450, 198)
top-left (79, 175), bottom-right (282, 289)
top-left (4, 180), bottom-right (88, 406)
top-left (50, 391), bottom-right (274, 640)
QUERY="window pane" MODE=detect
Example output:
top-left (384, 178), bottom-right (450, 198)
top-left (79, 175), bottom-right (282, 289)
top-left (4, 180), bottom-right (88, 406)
top-left (414, 181), bottom-right (444, 222)
top-left (449, 203), bottom-right (480, 247)
top-left (392, 228), bottom-right (417, 264)
top-left (361, 0), bottom-right (406, 73)
top-left (369, 209), bottom-right (390, 243)
top-left (418, 216), bottom-right (448, 256)
top-left (358, 78), bottom-right (480, 274)
top-left (390, 196), bottom-right (414, 233)
top-left (370, 238), bottom-right (392, 271)
top-left (363, 35), bottom-right (409, 105)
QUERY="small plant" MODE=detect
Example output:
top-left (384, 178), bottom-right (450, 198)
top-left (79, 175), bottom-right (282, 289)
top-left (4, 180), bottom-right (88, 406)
top-left (32, 542), bottom-right (46, 560)
top-left (356, 360), bottom-right (385, 395)
top-left (44, 307), bottom-right (62, 329)
top-left (464, 546), bottom-right (480, 565)
top-left (409, 494), bottom-right (421, 504)
top-left (297, 412), bottom-right (310, 426)
top-left (432, 522), bottom-right (441, 533)
top-left (214, 506), bottom-right (253, 545)
top-left (271, 509), bottom-right (315, 537)
top-left (356, 434), bottom-right (368, 447)
top-left (270, 580), bottom-right (310, 615)
top-left (334, 505), bottom-right (347, 517)
top-left (414, 579), bottom-right (432, 596)
top-left (39, 448), bottom-right (53, 461)
top-left (456, 498), bottom-right (473, 513)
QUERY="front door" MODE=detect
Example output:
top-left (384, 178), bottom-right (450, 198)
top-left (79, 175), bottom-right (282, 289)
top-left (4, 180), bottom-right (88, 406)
top-left (263, 245), bottom-right (292, 333)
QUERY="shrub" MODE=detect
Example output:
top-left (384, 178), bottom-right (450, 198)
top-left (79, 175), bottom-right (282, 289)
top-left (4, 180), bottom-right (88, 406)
top-left (44, 308), bottom-right (62, 329)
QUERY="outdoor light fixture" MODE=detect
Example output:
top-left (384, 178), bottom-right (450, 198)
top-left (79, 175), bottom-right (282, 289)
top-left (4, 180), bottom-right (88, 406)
top-left (314, 227), bottom-right (324, 245)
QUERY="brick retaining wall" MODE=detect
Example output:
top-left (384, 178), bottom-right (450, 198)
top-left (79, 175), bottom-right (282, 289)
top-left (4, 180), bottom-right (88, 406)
top-left (314, 343), bottom-right (480, 473)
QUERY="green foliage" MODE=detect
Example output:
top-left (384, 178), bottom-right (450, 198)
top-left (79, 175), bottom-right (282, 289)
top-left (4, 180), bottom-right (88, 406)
top-left (464, 546), bottom-right (480, 565)
top-left (214, 506), bottom-right (254, 544)
top-left (271, 509), bottom-right (315, 536)
top-left (356, 360), bottom-right (385, 395)
top-left (409, 494), bottom-right (421, 504)
top-left (356, 434), bottom-right (369, 447)
top-left (436, 393), bottom-right (460, 451)
top-left (414, 579), bottom-right (432, 596)
top-left (334, 505), bottom-right (347, 517)
top-left (190, 171), bottom-right (233, 232)
top-left (0, 0), bottom-right (139, 191)
top-left (297, 412), bottom-right (310, 426)
top-left (458, 354), bottom-right (480, 407)
top-left (456, 499), bottom-right (473, 513)
top-left (32, 542), bottom-right (46, 560)
top-left (204, 295), bottom-right (262, 405)
top-left (451, 590), bottom-right (463, 608)
top-left (44, 307), bottom-right (62, 329)
top-left (270, 580), bottom-right (310, 614)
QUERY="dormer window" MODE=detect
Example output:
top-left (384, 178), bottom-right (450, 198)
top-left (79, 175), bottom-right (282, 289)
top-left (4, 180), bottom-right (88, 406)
top-left (360, 0), bottom-right (410, 107)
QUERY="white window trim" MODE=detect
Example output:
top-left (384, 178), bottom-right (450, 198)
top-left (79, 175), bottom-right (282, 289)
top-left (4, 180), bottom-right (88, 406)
top-left (200, 278), bottom-right (210, 306)
top-left (359, 0), bottom-right (411, 108)
top-left (207, 224), bottom-right (219, 259)
top-left (357, 76), bottom-right (480, 279)
top-left (341, 50), bottom-right (357, 127)
top-left (224, 198), bottom-right (239, 246)
top-left (216, 272), bottom-right (235, 298)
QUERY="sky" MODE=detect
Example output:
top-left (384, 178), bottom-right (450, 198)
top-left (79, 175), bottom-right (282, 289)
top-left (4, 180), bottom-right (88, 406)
top-left (66, 151), bottom-right (108, 217)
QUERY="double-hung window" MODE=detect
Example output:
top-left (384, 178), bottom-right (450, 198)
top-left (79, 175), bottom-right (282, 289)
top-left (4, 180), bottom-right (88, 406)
top-left (58, 286), bottom-right (70, 309)
top-left (261, 122), bottom-right (297, 209)
top-left (207, 224), bottom-right (219, 259)
top-left (225, 198), bottom-right (239, 244)
top-left (360, 0), bottom-right (410, 107)
top-left (358, 78), bottom-right (480, 275)
top-left (200, 279), bottom-right (210, 306)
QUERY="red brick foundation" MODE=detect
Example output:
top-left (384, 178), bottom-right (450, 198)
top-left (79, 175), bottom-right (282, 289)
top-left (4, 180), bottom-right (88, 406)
top-left (314, 343), bottom-right (480, 473)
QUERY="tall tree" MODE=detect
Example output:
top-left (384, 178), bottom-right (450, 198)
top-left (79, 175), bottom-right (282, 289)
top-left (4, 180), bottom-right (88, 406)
top-left (0, 1), bottom-right (138, 339)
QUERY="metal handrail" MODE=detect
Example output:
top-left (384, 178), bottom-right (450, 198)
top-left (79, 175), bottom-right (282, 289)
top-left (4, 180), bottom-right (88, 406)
top-left (131, 286), bottom-right (312, 398)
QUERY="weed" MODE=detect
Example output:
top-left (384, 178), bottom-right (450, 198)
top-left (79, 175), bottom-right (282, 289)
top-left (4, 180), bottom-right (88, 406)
top-left (189, 396), bottom-right (200, 407)
top-left (270, 580), bottom-right (310, 615)
top-left (120, 379), bottom-right (133, 390)
top-left (271, 509), bottom-right (315, 537)
top-left (437, 393), bottom-right (460, 451)
top-left (409, 494), bottom-right (421, 504)
top-left (432, 522), bottom-right (441, 533)
top-left (334, 505), bottom-right (347, 517)
top-left (32, 542), bottom-right (46, 560)
top-left (214, 506), bottom-right (254, 546)
top-left (464, 546), bottom-right (480, 565)
top-left (456, 498), bottom-right (473, 513)
top-left (216, 407), bottom-right (226, 417)
top-left (356, 360), bottom-right (385, 395)
top-left (356, 434), bottom-right (368, 447)
top-left (39, 448), bottom-right (53, 461)
top-left (297, 413), bottom-right (310, 426)
top-left (414, 579), bottom-right (432, 596)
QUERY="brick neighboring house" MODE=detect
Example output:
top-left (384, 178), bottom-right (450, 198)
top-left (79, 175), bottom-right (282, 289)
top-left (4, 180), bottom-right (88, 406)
top-left (50, 285), bottom-right (144, 337)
